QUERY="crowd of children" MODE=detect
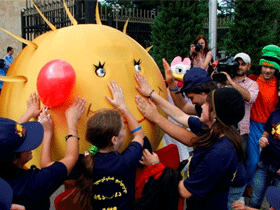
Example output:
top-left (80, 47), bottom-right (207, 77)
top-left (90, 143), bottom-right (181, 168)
top-left (1, 43), bottom-right (280, 210)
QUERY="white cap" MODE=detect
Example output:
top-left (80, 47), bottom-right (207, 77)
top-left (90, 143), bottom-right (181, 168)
top-left (234, 52), bottom-right (251, 64)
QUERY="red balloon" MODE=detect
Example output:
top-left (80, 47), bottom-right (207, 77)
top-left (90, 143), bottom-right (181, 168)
top-left (37, 59), bottom-right (76, 107)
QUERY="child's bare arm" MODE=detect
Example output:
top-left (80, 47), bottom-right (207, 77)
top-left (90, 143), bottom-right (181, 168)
top-left (106, 81), bottom-right (145, 146)
top-left (39, 109), bottom-right (53, 168)
top-left (259, 131), bottom-right (269, 148)
top-left (40, 97), bottom-right (86, 175)
top-left (18, 92), bottom-right (42, 123)
top-left (59, 97), bottom-right (86, 175)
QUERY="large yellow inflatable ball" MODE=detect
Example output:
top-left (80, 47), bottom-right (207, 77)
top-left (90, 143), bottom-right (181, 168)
top-left (0, 23), bottom-right (168, 167)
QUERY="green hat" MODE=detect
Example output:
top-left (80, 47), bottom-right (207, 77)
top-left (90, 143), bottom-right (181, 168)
top-left (259, 45), bottom-right (280, 70)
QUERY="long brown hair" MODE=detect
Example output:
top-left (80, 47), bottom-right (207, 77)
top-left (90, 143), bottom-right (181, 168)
top-left (192, 34), bottom-right (210, 58)
top-left (75, 109), bottom-right (123, 210)
top-left (192, 91), bottom-right (244, 161)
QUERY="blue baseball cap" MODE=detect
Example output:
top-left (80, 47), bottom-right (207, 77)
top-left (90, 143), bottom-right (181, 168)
top-left (266, 186), bottom-right (280, 210)
top-left (0, 178), bottom-right (13, 210)
top-left (0, 117), bottom-right (44, 161)
top-left (179, 67), bottom-right (211, 94)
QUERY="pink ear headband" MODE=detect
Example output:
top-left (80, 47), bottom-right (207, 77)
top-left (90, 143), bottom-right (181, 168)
top-left (171, 56), bottom-right (191, 66)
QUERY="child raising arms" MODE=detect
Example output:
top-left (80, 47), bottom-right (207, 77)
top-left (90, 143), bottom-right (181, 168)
top-left (75, 81), bottom-right (145, 210)
top-left (0, 92), bottom-right (86, 210)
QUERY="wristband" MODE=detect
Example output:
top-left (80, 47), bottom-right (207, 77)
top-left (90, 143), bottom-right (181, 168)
top-left (131, 126), bottom-right (142, 134)
top-left (169, 86), bottom-right (179, 92)
top-left (150, 161), bottom-right (161, 165)
top-left (65, 134), bottom-right (80, 141)
top-left (148, 89), bottom-right (154, 99)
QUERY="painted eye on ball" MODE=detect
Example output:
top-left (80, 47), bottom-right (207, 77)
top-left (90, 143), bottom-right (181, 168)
top-left (134, 59), bottom-right (141, 72)
top-left (94, 62), bottom-right (106, 77)
top-left (96, 68), bottom-right (106, 77)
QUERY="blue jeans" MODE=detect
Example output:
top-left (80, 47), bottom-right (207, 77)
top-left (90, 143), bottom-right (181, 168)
top-left (248, 161), bottom-right (280, 208)
top-left (227, 185), bottom-right (246, 210)
top-left (247, 120), bottom-right (264, 185)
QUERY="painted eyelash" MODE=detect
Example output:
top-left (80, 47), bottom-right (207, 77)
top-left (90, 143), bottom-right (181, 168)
top-left (134, 59), bottom-right (141, 65)
top-left (94, 61), bottom-right (105, 69)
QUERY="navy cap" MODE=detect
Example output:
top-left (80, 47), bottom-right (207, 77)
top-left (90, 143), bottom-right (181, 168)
top-left (266, 186), bottom-right (280, 210)
top-left (179, 67), bottom-right (211, 93)
top-left (0, 178), bottom-right (13, 210)
top-left (0, 117), bottom-right (44, 161)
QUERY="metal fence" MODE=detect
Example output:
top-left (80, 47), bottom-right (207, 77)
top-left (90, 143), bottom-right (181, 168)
top-left (22, 0), bottom-right (160, 47)
top-left (21, 0), bottom-right (233, 48)
top-left (22, 0), bottom-right (75, 41)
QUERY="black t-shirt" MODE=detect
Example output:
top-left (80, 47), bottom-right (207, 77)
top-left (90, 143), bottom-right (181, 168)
top-left (92, 141), bottom-right (143, 210)
top-left (188, 117), bottom-right (246, 188)
top-left (185, 117), bottom-right (240, 210)
top-left (261, 109), bottom-right (280, 168)
top-left (3, 162), bottom-right (67, 210)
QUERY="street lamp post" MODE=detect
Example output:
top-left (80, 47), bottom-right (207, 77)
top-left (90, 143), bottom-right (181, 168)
top-left (209, 0), bottom-right (217, 60)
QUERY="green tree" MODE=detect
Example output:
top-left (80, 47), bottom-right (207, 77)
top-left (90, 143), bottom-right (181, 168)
top-left (218, 0), bottom-right (235, 18)
top-left (149, 0), bottom-right (208, 76)
top-left (104, 0), bottom-right (160, 10)
top-left (131, 0), bottom-right (160, 10)
top-left (220, 0), bottom-right (280, 73)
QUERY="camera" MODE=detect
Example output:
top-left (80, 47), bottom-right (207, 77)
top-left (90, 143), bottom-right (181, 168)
top-left (212, 57), bottom-right (240, 83)
top-left (195, 43), bottom-right (203, 52)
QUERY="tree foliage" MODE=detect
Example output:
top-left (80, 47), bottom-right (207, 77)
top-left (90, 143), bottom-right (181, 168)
top-left (103, 0), bottom-right (159, 10)
top-left (150, 0), bottom-right (208, 76)
top-left (218, 0), bottom-right (235, 18)
top-left (220, 0), bottom-right (280, 72)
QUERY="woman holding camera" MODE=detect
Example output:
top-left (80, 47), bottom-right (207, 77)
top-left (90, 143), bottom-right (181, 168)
top-left (190, 35), bottom-right (212, 71)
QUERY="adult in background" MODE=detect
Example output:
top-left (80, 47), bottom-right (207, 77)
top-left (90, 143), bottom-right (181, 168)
top-left (0, 59), bottom-right (8, 93)
top-left (163, 58), bottom-right (217, 117)
top-left (220, 53), bottom-right (258, 165)
top-left (3, 46), bottom-right (14, 69)
top-left (220, 52), bottom-right (259, 208)
top-left (246, 45), bottom-right (280, 195)
top-left (190, 35), bottom-right (212, 71)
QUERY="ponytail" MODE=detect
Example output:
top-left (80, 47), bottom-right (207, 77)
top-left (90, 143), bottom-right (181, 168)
top-left (75, 109), bottom-right (123, 209)
top-left (75, 154), bottom-right (95, 210)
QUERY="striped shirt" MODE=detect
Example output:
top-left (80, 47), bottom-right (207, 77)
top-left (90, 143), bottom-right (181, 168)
top-left (236, 77), bottom-right (259, 135)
